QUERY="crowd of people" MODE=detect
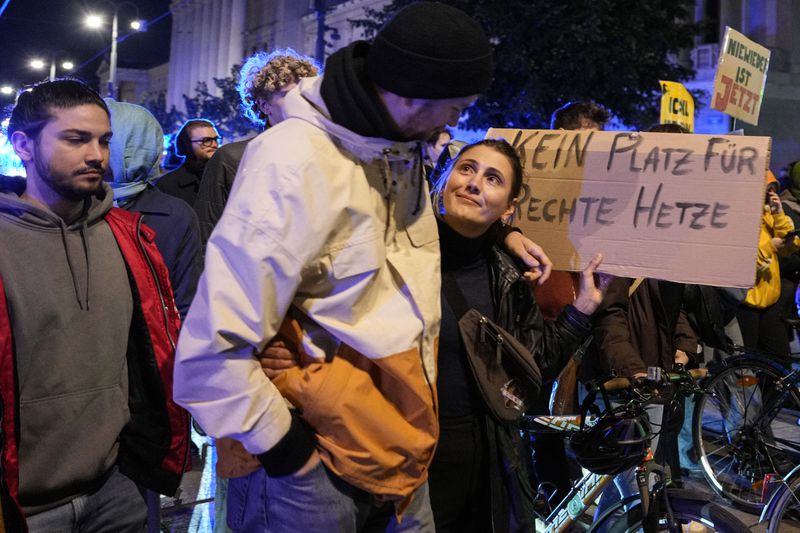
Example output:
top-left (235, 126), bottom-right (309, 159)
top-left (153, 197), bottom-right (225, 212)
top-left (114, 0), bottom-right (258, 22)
top-left (0, 2), bottom-right (797, 532)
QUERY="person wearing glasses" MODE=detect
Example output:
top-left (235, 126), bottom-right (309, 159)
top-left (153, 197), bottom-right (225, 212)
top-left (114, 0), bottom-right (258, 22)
top-left (157, 118), bottom-right (221, 209)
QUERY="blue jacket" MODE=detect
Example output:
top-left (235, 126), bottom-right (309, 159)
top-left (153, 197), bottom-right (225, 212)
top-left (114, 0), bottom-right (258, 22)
top-left (127, 186), bottom-right (202, 320)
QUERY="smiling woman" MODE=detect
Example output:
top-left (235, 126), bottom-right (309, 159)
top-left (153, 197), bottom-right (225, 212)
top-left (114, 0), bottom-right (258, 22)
top-left (426, 138), bottom-right (606, 532)
top-left (435, 140), bottom-right (523, 238)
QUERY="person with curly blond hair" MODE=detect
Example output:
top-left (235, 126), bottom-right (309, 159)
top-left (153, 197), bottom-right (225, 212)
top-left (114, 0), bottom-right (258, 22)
top-left (238, 49), bottom-right (320, 128)
top-left (195, 48), bottom-right (319, 243)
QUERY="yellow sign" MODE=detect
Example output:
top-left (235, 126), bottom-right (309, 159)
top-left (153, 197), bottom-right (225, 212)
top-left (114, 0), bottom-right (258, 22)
top-left (659, 81), bottom-right (694, 132)
top-left (711, 27), bottom-right (770, 126)
top-left (486, 128), bottom-right (771, 287)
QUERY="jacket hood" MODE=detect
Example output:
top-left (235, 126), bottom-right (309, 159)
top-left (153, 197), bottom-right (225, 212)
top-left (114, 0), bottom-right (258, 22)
top-left (104, 98), bottom-right (164, 204)
top-left (0, 176), bottom-right (114, 229)
top-left (284, 76), bottom-right (421, 161)
top-left (283, 75), bottom-right (428, 215)
top-left (0, 177), bottom-right (115, 310)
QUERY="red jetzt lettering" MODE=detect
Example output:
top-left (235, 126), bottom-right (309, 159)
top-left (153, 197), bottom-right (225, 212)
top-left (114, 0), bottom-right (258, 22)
top-left (714, 75), bottom-right (733, 111)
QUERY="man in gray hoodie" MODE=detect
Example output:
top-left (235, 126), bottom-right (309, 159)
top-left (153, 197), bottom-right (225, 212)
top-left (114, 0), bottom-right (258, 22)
top-left (0, 79), bottom-right (188, 531)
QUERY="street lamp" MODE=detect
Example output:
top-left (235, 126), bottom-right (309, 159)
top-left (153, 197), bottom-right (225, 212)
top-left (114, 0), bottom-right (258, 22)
top-left (84, 3), bottom-right (145, 99)
top-left (85, 14), bottom-right (103, 29)
top-left (0, 86), bottom-right (13, 96)
top-left (29, 54), bottom-right (75, 81)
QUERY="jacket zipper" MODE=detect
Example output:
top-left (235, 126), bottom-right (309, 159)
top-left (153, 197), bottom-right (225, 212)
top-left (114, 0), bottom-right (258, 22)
top-left (136, 217), bottom-right (175, 351)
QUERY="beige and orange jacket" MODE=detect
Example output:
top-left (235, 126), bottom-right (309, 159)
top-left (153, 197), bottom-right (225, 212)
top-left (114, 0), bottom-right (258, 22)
top-left (173, 76), bottom-right (440, 502)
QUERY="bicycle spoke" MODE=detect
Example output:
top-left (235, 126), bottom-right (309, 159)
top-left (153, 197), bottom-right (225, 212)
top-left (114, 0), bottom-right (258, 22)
top-left (705, 442), bottom-right (730, 460)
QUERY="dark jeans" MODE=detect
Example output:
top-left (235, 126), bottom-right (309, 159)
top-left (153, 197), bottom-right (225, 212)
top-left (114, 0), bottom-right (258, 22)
top-left (737, 302), bottom-right (789, 358)
top-left (227, 459), bottom-right (434, 532)
top-left (428, 416), bottom-right (491, 533)
top-left (26, 466), bottom-right (146, 533)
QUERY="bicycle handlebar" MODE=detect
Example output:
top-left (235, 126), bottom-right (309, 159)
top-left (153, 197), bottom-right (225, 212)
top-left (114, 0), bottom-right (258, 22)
top-left (601, 368), bottom-right (708, 392)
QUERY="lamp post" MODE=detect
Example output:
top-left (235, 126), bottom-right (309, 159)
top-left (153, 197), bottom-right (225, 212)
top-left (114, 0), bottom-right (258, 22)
top-left (85, 4), bottom-right (145, 99)
top-left (108, 11), bottom-right (119, 99)
top-left (30, 54), bottom-right (75, 82)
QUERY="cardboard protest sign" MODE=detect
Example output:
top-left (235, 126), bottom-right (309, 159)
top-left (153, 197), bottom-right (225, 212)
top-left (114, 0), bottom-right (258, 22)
top-left (659, 81), bottom-right (694, 132)
top-left (486, 128), bottom-right (771, 287)
top-left (712, 27), bottom-right (770, 126)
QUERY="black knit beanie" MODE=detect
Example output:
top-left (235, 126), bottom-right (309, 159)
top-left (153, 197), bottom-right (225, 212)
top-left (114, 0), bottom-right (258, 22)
top-left (366, 2), bottom-right (493, 99)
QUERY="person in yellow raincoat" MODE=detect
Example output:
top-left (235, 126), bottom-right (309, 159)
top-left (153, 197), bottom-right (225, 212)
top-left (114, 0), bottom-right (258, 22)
top-left (737, 171), bottom-right (800, 357)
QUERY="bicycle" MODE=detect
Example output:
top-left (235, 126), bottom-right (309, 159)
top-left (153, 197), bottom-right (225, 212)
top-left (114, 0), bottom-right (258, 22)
top-left (759, 463), bottom-right (800, 532)
top-left (524, 366), bottom-right (750, 532)
top-left (691, 350), bottom-right (800, 513)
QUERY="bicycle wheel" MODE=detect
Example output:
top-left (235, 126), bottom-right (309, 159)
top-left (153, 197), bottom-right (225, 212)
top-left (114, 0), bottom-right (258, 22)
top-left (692, 355), bottom-right (800, 513)
top-left (765, 470), bottom-right (800, 533)
top-left (598, 495), bottom-right (750, 532)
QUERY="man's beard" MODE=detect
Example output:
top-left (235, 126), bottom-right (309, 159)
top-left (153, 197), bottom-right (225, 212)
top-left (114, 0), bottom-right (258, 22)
top-left (34, 156), bottom-right (103, 202)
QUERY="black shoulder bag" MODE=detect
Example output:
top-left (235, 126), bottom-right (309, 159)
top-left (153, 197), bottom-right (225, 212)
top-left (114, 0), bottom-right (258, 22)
top-left (442, 272), bottom-right (542, 422)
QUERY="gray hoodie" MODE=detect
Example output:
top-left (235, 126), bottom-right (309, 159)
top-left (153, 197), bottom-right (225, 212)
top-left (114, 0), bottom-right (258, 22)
top-left (0, 178), bottom-right (134, 515)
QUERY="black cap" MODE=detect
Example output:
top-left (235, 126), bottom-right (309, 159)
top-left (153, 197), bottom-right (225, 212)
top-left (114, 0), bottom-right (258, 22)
top-left (366, 2), bottom-right (493, 99)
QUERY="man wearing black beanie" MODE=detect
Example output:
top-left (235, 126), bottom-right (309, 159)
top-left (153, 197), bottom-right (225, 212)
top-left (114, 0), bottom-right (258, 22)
top-left (175, 3), bottom-right (498, 532)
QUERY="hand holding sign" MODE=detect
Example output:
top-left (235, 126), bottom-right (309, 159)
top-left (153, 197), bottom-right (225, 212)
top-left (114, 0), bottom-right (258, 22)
top-left (573, 253), bottom-right (612, 315)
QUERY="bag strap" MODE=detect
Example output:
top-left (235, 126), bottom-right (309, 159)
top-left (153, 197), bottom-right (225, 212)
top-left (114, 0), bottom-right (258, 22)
top-left (628, 277), bottom-right (645, 296)
top-left (572, 333), bottom-right (594, 363)
top-left (441, 272), bottom-right (471, 320)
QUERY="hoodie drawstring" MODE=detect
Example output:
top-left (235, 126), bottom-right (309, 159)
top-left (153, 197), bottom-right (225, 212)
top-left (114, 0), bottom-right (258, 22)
top-left (380, 148), bottom-right (392, 200)
top-left (412, 143), bottom-right (424, 216)
top-left (380, 148), bottom-right (395, 239)
top-left (79, 221), bottom-right (91, 311)
top-left (59, 222), bottom-right (84, 310)
top-left (57, 220), bottom-right (91, 310)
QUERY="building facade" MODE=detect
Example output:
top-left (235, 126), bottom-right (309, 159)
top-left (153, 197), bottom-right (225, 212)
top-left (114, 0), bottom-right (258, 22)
top-left (164, 0), bottom-right (799, 169)
top-left (166, 0), bottom-right (388, 113)
top-left (97, 61), bottom-right (169, 103)
top-left (691, 0), bottom-right (800, 169)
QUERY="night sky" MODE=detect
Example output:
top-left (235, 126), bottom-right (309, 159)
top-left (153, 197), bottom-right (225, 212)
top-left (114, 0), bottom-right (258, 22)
top-left (0, 0), bottom-right (172, 97)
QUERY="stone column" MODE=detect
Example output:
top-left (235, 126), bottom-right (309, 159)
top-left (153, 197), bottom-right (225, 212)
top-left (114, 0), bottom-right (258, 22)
top-left (211, 1), bottom-right (224, 77)
top-left (227, 0), bottom-right (246, 69)
top-left (167, 1), bottom-right (195, 112)
top-left (719, 0), bottom-right (743, 41)
top-left (217, 0), bottom-right (233, 78)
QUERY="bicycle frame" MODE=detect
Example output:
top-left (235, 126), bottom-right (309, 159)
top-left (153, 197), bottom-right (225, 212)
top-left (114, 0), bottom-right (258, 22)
top-left (540, 469), bottom-right (613, 533)
top-left (532, 416), bottom-right (669, 533)
top-left (531, 367), bottom-right (709, 532)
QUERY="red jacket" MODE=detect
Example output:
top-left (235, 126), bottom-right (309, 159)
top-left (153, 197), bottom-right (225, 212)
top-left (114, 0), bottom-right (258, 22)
top-left (0, 208), bottom-right (189, 530)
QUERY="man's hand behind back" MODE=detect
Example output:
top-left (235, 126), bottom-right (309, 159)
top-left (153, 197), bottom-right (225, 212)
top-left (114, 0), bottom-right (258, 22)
top-left (259, 340), bottom-right (299, 379)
